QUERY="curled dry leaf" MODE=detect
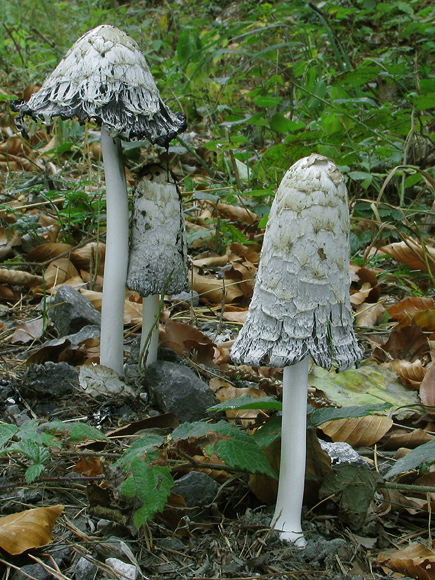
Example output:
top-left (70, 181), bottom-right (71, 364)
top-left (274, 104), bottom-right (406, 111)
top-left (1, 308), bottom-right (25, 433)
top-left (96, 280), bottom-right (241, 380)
top-left (388, 297), bottom-right (435, 323)
top-left (230, 242), bottom-right (261, 265)
top-left (377, 543), bottom-right (435, 580)
top-left (420, 363), bottom-right (435, 407)
top-left (389, 359), bottom-right (426, 388)
top-left (0, 505), bottom-right (63, 555)
top-left (192, 271), bottom-right (244, 304)
top-left (0, 268), bottom-right (43, 288)
top-left (355, 301), bottom-right (386, 327)
top-left (214, 201), bottom-right (258, 225)
top-left (160, 319), bottom-right (216, 365)
top-left (37, 258), bottom-right (79, 291)
top-left (71, 242), bottom-right (106, 275)
top-left (373, 321), bottom-right (431, 364)
top-left (11, 318), bottom-right (44, 344)
top-left (319, 415), bottom-right (393, 447)
top-left (383, 428), bottom-right (434, 450)
top-left (192, 254), bottom-right (229, 268)
top-left (27, 242), bottom-right (74, 262)
top-left (380, 238), bottom-right (435, 274)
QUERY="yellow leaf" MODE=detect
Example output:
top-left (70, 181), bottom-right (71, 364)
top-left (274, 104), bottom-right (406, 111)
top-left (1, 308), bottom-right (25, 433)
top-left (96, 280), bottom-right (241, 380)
top-left (0, 505), bottom-right (63, 555)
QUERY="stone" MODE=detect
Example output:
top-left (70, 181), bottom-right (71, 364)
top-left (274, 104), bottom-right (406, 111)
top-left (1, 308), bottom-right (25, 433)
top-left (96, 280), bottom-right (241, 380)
top-left (73, 556), bottom-right (98, 580)
top-left (143, 360), bottom-right (219, 422)
top-left (173, 471), bottom-right (219, 507)
top-left (49, 285), bottom-right (101, 337)
top-left (23, 361), bottom-right (79, 398)
top-left (105, 558), bottom-right (139, 580)
top-left (11, 564), bottom-right (51, 580)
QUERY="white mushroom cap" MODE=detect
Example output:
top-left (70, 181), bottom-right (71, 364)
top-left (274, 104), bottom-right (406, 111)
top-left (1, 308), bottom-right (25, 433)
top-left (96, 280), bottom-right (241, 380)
top-left (231, 154), bottom-right (362, 372)
top-left (11, 25), bottom-right (186, 146)
top-left (127, 163), bottom-right (189, 296)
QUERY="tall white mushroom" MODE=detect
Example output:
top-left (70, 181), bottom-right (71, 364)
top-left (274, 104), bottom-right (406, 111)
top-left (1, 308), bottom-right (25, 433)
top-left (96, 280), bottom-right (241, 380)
top-left (127, 163), bottom-right (189, 367)
top-left (231, 153), bottom-right (362, 547)
top-left (11, 25), bottom-right (186, 376)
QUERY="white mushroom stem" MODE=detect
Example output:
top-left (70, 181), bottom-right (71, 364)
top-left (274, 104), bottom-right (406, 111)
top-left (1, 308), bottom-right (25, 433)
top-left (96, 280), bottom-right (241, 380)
top-left (99, 126), bottom-right (129, 375)
top-left (139, 294), bottom-right (160, 367)
top-left (272, 356), bottom-right (309, 548)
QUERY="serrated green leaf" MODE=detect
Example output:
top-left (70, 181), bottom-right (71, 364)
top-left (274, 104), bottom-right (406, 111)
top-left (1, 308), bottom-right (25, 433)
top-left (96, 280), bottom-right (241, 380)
top-left (251, 416), bottom-right (282, 448)
top-left (44, 421), bottom-right (109, 442)
top-left (17, 420), bottom-right (56, 446)
top-left (0, 424), bottom-right (19, 447)
top-left (215, 435), bottom-right (278, 479)
top-left (113, 434), bottom-right (164, 470)
top-left (310, 403), bottom-right (392, 428)
top-left (385, 439), bottom-right (435, 479)
top-left (120, 459), bottom-right (173, 528)
top-left (172, 420), bottom-right (230, 441)
top-left (11, 439), bottom-right (41, 461)
top-left (25, 463), bottom-right (46, 484)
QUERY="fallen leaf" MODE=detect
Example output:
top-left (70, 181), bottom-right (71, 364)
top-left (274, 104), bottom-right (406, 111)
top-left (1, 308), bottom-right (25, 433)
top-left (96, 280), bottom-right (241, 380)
top-left (0, 268), bottom-right (43, 288)
top-left (388, 297), bottom-right (435, 323)
top-left (11, 318), bottom-right (44, 344)
top-left (27, 242), bottom-right (74, 262)
top-left (71, 242), bottom-right (106, 275)
top-left (0, 505), bottom-right (63, 555)
top-left (420, 363), bottom-right (435, 407)
top-left (380, 238), bottom-right (435, 274)
top-left (373, 321), bottom-right (430, 363)
top-left (389, 359), bottom-right (426, 388)
top-left (319, 415), bottom-right (393, 447)
top-left (383, 428), bottom-right (434, 450)
top-left (355, 302), bottom-right (386, 327)
top-left (377, 543), bottom-right (435, 580)
top-left (192, 271), bottom-right (244, 304)
top-left (74, 457), bottom-right (102, 477)
top-left (160, 319), bottom-right (216, 365)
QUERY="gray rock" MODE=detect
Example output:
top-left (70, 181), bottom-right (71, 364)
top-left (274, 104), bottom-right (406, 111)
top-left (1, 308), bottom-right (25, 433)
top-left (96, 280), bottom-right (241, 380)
top-left (105, 558), bottom-right (139, 580)
top-left (173, 471), bottom-right (219, 507)
top-left (66, 324), bottom-right (101, 344)
top-left (23, 361), bottom-right (79, 397)
top-left (319, 440), bottom-right (370, 468)
top-left (11, 564), bottom-right (51, 580)
top-left (49, 285), bottom-right (101, 337)
top-left (143, 360), bottom-right (219, 422)
top-left (74, 556), bottom-right (98, 580)
top-left (170, 290), bottom-right (200, 307)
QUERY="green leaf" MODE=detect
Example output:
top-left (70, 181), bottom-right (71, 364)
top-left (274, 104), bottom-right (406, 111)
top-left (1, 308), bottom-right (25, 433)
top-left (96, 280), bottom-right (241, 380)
top-left (214, 433), bottom-right (277, 479)
top-left (251, 416), bottom-right (282, 448)
top-left (319, 465), bottom-right (379, 531)
top-left (270, 113), bottom-right (305, 134)
top-left (44, 421), bottom-right (109, 443)
top-left (25, 463), bottom-right (46, 484)
top-left (11, 439), bottom-right (49, 463)
top-left (113, 434), bottom-right (164, 470)
top-left (310, 403), bottom-right (391, 427)
top-left (120, 459), bottom-right (173, 528)
top-left (414, 93), bottom-right (435, 111)
top-left (254, 95), bottom-right (282, 108)
top-left (208, 395), bottom-right (282, 413)
top-left (177, 27), bottom-right (202, 69)
top-left (246, 113), bottom-right (270, 127)
top-left (385, 439), bottom-right (435, 479)
top-left (172, 420), bottom-right (229, 441)
top-left (0, 424), bottom-right (19, 447)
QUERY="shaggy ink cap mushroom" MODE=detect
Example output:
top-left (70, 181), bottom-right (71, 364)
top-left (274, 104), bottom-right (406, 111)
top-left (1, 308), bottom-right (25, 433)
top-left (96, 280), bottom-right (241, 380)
top-left (11, 25), bottom-right (186, 146)
top-left (231, 153), bottom-right (362, 373)
top-left (127, 163), bottom-right (189, 297)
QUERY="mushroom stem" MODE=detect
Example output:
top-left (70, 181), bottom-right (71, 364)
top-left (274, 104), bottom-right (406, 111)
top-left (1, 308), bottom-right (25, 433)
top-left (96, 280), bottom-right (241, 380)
top-left (272, 356), bottom-right (309, 548)
top-left (99, 126), bottom-right (129, 375)
top-left (140, 294), bottom-right (160, 367)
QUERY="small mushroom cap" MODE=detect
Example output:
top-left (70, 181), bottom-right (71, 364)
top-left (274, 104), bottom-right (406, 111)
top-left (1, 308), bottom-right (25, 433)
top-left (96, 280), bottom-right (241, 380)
top-left (127, 163), bottom-right (189, 296)
top-left (11, 25), bottom-right (186, 146)
top-left (231, 153), bottom-right (362, 372)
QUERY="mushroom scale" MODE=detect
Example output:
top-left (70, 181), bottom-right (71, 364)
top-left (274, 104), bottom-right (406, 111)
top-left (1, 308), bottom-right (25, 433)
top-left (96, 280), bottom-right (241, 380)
top-left (11, 25), bottom-right (186, 147)
top-left (231, 153), bottom-right (362, 372)
top-left (127, 163), bottom-right (189, 297)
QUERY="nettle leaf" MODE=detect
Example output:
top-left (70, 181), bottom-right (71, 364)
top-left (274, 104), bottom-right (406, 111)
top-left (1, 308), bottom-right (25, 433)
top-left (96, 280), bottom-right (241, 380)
top-left (172, 420), bottom-right (230, 441)
top-left (44, 421), bottom-right (109, 443)
top-left (0, 424), bottom-right (19, 448)
top-left (208, 395), bottom-right (282, 412)
top-left (113, 434), bottom-right (164, 471)
top-left (310, 403), bottom-right (392, 428)
top-left (10, 439), bottom-right (50, 463)
top-left (18, 420), bottom-right (56, 447)
top-left (25, 463), bottom-right (46, 485)
top-left (120, 459), bottom-right (173, 528)
top-left (385, 439), bottom-right (435, 479)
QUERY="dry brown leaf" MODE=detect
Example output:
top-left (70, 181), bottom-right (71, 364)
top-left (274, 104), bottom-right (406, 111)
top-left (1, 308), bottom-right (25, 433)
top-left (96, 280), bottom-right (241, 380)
top-left (230, 242), bottom-right (261, 264)
top-left (389, 359), bottom-right (426, 388)
top-left (0, 268), bottom-right (43, 288)
top-left (74, 457), bottom-right (102, 477)
top-left (380, 238), bottom-right (435, 274)
top-left (355, 301), bottom-right (386, 327)
top-left (373, 321), bottom-right (431, 363)
top-left (80, 289), bottom-right (103, 312)
top-left (222, 309), bottom-right (248, 323)
top-left (27, 242), bottom-right (74, 262)
top-left (160, 319), bottom-right (216, 365)
top-left (0, 284), bottom-right (17, 300)
top-left (319, 415), bottom-right (393, 447)
top-left (11, 318), bottom-right (44, 344)
top-left (215, 201), bottom-right (258, 225)
top-left (192, 271), bottom-right (244, 304)
top-left (420, 363), bottom-right (435, 407)
top-left (384, 428), bottom-right (434, 450)
top-left (377, 543), bottom-right (435, 580)
top-left (192, 254), bottom-right (229, 268)
top-left (228, 260), bottom-right (256, 298)
top-left (388, 297), bottom-right (435, 322)
top-left (0, 226), bottom-right (21, 260)
top-left (350, 282), bottom-right (373, 305)
top-left (71, 242), bottom-right (106, 275)
top-left (39, 257), bottom-right (79, 290)
top-left (0, 505), bottom-right (63, 555)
